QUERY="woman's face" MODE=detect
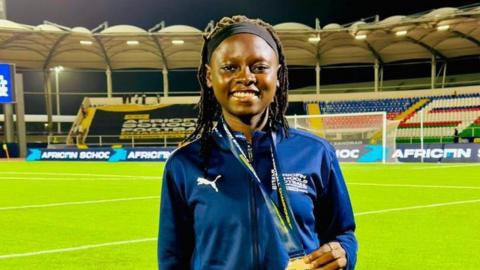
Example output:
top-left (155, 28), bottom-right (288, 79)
top-left (206, 33), bottom-right (280, 122)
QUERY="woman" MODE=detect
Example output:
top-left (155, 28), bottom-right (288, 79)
top-left (158, 16), bottom-right (357, 270)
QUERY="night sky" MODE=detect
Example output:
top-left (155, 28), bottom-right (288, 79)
top-left (6, 0), bottom-right (474, 30)
top-left (2, 0), bottom-right (478, 117)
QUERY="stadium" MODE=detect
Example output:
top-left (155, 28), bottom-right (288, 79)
top-left (0, 0), bottom-right (479, 269)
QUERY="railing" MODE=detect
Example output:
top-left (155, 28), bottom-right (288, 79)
top-left (396, 136), bottom-right (454, 144)
top-left (396, 130), bottom-right (480, 144)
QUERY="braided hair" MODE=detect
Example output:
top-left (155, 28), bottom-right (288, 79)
top-left (186, 15), bottom-right (290, 165)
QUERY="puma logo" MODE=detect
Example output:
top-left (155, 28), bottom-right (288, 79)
top-left (197, 175), bottom-right (222, 192)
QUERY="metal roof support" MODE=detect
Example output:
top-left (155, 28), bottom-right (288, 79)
top-left (106, 68), bottom-right (112, 98)
top-left (405, 36), bottom-right (447, 60)
top-left (163, 68), bottom-right (169, 97)
top-left (94, 36), bottom-right (113, 71)
top-left (43, 21), bottom-right (71, 31)
top-left (148, 21), bottom-right (165, 33)
top-left (365, 40), bottom-right (384, 92)
top-left (431, 55), bottom-right (436, 89)
top-left (374, 59), bottom-right (380, 92)
top-left (151, 34), bottom-right (169, 69)
top-left (315, 63), bottom-right (321, 94)
top-left (91, 22), bottom-right (109, 33)
top-left (314, 35), bottom-right (322, 95)
top-left (441, 62), bottom-right (447, 88)
top-left (451, 30), bottom-right (480, 47)
top-left (43, 70), bottom-right (53, 135)
top-left (54, 69), bottom-right (61, 133)
top-left (42, 34), bottom-right (70, 70)
top-left (315, 18), bottom-right (321, 30)
top-left (380, 64), bottom-right (384, 90)
top-left (151, 34), bottom-right (170, 98)
top-left (14, 73), bottom-right (27, 157)
top-left (0, 0), bottom-right (6, 19)
top-left (2, 103), bottom-right (14, 142)
top-left (365, 41), bottom-right (384, 65)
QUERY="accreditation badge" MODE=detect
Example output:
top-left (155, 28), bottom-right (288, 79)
top-left (286, 256), bottom-right (311, 270)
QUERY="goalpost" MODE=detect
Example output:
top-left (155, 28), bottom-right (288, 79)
top-left (286, 112), bottom-right (400, 163)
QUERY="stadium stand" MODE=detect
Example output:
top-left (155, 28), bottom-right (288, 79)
top-left (319, 98), bottom-right (421, 119)
top-left (63, 90), bottom-right (480, 147)
top-left (399, 93), bottom-right (480, 143)
top-left (301, 92), bottom-right (480, 144)
top-left (65, 99), bottom-right (307, 147)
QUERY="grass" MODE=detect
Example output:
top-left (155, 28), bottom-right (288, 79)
top-left (0, 161), bottom-right (479, 269)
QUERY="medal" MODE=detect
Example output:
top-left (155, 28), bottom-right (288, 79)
top-left (286, 256), bottom-right (311, 270)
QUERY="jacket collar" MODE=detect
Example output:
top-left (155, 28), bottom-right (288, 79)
top-left (212, 117), bottom-right (285, 151)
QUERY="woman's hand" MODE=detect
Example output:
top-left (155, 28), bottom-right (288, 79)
top-left (304, 241), bottom-right (347, 270)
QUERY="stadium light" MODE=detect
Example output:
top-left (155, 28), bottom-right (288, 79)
top-left (355, 34), bottom-right (367, 40)
top-left (395, 30), bottom-right (408, 36)
top-left (80, 40), bottom-right (93, 45)
top-left (126, 40), bottom-right (140, 46)
top-left (308, 35), bottom-right (321, 43)
top-left (171, 39), bottom-right (184, 45)
top-left (52, 66), bottom-right (64, 72)
top-left (437, 25), bottom-right (450, 31)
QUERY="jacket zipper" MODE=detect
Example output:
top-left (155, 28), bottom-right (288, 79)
top-left (247, 142), bottom-right (260, 270)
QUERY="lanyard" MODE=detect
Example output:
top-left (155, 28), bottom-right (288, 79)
top-left (218, 119), bottom-right (305, 258)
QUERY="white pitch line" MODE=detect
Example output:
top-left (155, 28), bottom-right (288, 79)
top-left (0, 196), bottom-right (160, 211)
top-left (349, 182), bottom-right (480, 190)
top-left (1, 198), bottom-right (480, 260)
top-left (355, 198), bottom-right (480, 217)
top-left (0, 238), bottom-right (156, 260)
top-left (1, 172), bottom-right (162, 180)
top-left (0, 176), bottom-right (160, 181)
top-left (412, 164), bottom-right (480, 170)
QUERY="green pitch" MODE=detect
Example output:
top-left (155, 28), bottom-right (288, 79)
top-left (0, 161), bottom-right (479, 269)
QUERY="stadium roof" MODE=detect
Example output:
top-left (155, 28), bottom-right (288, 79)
top-left (0, 5), bottom-right (479, 70)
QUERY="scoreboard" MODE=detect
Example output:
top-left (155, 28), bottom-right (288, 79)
top-left (0, 63), bottom-right (14, 103)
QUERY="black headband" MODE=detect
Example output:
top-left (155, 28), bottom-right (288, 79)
top-left (206, 22), bottom-right (279, 62)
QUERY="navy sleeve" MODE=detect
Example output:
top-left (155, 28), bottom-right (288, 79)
top-left (316, 145), bottom-right (358, 270)
top-left (158, 159), bottom-right (194, 270)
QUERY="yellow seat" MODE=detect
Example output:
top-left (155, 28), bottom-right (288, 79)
top-left (77, 144), bottom-right (89, 149)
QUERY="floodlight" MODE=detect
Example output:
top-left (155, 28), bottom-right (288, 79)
top-left (126, 40), bottom-right (140, 45)
top-left (308, 36), bottom-right (321, 43)
top-left (355, 34), bottom-right (367, 40)
top-left (171, 40), bottom-right (185, 45)
top-left (80, 40), bottom-right (93, 45)
top-left (437, 25), bottom-right (450, 31)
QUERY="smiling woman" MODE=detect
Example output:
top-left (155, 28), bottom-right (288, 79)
top-left (158, 15), bottom-right (357, 270)
top-left (207, 32), bottom-right (279, 139)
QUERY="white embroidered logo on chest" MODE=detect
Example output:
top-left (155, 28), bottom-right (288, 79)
top-left (197, 175), bottom-right (222, 192)
top-left (271, 172), bottom-right (309, 194)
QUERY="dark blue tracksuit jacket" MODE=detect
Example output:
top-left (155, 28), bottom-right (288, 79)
top-left (158, 124), bottom-right (357, 270)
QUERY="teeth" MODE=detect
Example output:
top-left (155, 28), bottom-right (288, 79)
top-left (233, 92), bottom-right (256, 98)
